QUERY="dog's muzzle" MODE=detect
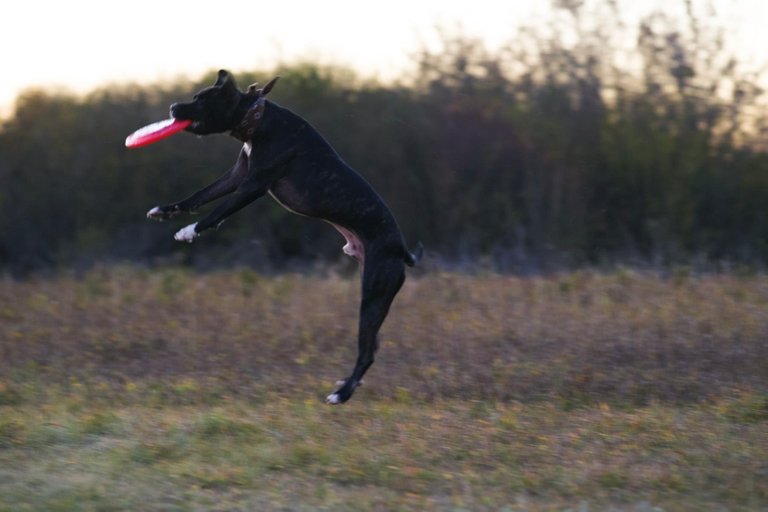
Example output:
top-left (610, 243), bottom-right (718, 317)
top-left (169, 103), bottom-right (182, 119)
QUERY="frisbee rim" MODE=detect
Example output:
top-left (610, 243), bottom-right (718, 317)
top-left (125, 118), bottom-right (192, 148)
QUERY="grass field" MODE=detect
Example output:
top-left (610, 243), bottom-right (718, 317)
top-left (0, 266), bottom-right (766, 510)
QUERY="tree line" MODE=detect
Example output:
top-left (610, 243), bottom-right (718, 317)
top-left (2, 1), bottom-right (767, 274)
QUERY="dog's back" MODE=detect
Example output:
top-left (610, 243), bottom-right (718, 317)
top-left (261, 101), bottom-right (416, 263)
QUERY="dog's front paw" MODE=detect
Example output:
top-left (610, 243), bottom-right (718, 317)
top-left (174, 223), bottom-right (199, 243)
top-left (147, 205), bottom-right (177, 221)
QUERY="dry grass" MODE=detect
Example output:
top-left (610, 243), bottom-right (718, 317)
top-left (2, 266), bottom-right (766, 404)
top-left (0, 266), bottom-right (766, 510)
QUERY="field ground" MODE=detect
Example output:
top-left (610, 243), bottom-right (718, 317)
top-left (0, 267), bottom-right (766, 510)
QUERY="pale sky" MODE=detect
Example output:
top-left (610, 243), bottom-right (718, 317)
top-left (1, 0), bottom-right (767, 117)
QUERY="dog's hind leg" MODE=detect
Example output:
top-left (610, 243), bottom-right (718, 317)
top-left (327, 254), bottom-right (406, 404)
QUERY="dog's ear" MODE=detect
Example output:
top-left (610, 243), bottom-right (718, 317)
top-left (215, 69), bottom-right (239, 94)
top-left (215, 69), bottom-right (231, 86)
top-left (261, 76), bottom-right (280, 96)
top-left (245, 76), bottom-right (280, 98)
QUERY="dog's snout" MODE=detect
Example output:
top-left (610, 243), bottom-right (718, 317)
top-left (169, 103), bottom-right (180, 119)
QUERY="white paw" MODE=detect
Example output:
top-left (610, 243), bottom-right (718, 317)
top-left (326, 393), bottom-right (342, 405)
top-left (147, 206), bottom-right (163, 220)
top-left (174, 223), bottom-right (199, 243)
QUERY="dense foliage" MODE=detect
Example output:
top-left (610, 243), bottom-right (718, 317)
top-left (2, 2), bottom-right (767, 273)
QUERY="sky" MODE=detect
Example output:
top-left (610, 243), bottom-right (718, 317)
top-left (1, 0), bottom-right (767, 117)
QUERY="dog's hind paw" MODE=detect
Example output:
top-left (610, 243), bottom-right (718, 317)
top-left (326, 392), bottom-right (343, 405)
top-left (174, 223), bottom-right (199, 243)
top-left (326, 379), bottom-right (360, 404)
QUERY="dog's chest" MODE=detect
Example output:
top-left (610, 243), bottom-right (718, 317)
top-left (240, 140), bottom-right (313, 219)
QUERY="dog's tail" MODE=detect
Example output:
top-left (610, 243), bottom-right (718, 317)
top-left (404, 242), bottom-right (424, 267)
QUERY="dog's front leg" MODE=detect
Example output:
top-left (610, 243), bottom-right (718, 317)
top-left (173, 139), bottom-right (295, 242)
top-left (174, 176), bottom-right (271, 242)
top-left (147, 150), bottom-right (249, 221)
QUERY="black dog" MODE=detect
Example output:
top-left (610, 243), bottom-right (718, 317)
top-left (146, 70), bottom-right (421, 404)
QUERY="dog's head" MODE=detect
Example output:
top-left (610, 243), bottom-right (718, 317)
top-left (170, 70), bottom-right (278, 136)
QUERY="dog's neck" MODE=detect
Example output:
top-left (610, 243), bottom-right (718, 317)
top-left (230, 96), bottom-right (266, 142)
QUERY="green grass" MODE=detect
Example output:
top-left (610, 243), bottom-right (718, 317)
top-left (0, 399), bottom-right (766, 511)
top-left (0, 266), bottom-right (766, 510)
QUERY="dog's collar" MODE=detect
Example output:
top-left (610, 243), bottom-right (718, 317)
top-left (230, 97), bottom-right (265, 141)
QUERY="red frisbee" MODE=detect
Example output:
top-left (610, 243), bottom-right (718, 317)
top-left (125, 118), bottom-right (192, 148)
